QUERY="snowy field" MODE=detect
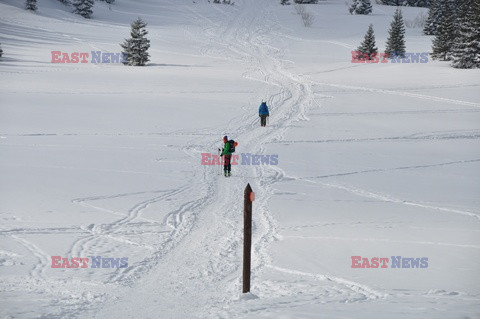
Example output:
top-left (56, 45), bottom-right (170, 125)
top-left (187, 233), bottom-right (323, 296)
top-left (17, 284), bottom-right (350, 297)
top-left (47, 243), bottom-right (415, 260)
top-left (1, 0), bottom-right (479, 318)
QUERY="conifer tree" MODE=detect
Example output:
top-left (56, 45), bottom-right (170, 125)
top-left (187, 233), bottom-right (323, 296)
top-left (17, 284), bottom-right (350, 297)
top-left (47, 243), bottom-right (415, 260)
top-left (451, 0), bottom-right (480, 68)
top-left (414, 0), bottom-right (430, 6)
top-left (424, 0), bottom-right (440, 35)
top-left (121, 18), bottom-right (151, 66)
top-left (281, 0), bottom-right (291, 4)
top-left (453, 0), bottom-right (470, 29)
top-left (385, 8), bottom-right (406, 58)
top-left (349, 0), bottom-right (372, 14)
top-left (424, 0), bottom-right (457, 35)
top-left (73, 0), bottom-right (94, 18)
top-left (406, 0), bottom-right (430, 6)
top-left (0, 43), bottom-right (3, 58)
top-left (381, 0), bottom-right (407, 5)
top-left (431, 1), bottom-right (456, 60)
top-left (382, 0), bottom-right (429, 5)
top-left (25, 0), bottom-right (37, 11)
top-left (357, 24), bottom-right (378, 60)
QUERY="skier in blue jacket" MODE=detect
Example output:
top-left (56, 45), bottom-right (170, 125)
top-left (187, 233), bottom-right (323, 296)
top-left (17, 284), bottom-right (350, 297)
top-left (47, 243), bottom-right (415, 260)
top-left (259, 101), bottom-right (269, 127)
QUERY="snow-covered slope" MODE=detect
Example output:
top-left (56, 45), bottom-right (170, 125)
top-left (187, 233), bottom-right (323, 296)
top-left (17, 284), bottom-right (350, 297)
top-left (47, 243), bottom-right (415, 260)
top-left (1, 0), bottom-right (479, 318)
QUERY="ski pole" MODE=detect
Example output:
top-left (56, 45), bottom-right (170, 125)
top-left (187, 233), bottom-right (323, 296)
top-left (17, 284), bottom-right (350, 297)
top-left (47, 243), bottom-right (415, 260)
top-left (218, 148), bottom-right (221, 175)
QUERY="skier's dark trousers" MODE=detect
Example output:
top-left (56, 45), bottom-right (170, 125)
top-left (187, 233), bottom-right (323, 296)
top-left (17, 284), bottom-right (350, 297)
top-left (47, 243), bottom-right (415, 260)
top-left (259, 101), bottom-right (270, 127)
top-left (221, 135), bottom-right (232, 177)
top-left (260, 115), bottom-right (267, 127)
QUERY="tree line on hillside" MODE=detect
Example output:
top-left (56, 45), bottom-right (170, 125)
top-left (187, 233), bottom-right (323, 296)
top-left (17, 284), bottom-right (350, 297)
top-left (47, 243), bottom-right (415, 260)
top-left (281, 0), bottom-right (428, 6)
top-left (280, 0), bottom-right (479, 69)
top-left (381, 0), bottom-right (429, 7)
top-left (26, 0), bottom-right (235, 17)
top-left (17, 0), bottom-right (479, 69)
top-left (281, 0), bottom-right (319, 4)
top-left (24, 0), bottom-right (114, 18)
top-left (354, 0), bottom-right (479, 68)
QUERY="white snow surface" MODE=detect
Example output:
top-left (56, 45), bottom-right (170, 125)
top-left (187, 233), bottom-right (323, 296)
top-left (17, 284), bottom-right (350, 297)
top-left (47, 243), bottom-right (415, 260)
top-left (1, 0), bottom-right (479, 318)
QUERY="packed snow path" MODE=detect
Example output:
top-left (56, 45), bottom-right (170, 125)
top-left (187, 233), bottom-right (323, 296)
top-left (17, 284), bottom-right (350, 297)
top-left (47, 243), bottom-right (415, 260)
top-left (92, 1), bottom-right (321, 317)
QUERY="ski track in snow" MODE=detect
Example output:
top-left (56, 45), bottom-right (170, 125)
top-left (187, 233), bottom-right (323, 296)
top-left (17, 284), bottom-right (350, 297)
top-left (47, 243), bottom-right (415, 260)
top-left (266, 265), bottom-right (387, 300)
top-left (10, 235), bottom-right (49, 281)
top-left (288, 175), bottom-right (480, 223)
top-left (305, 158), bottom-right (480, 179)
top-left (284, 235), bottom-right (480, 249)
top-left (69, 184), bottom-right (203, 284)
top-left (270, 130), bottom-right (480, 144)
top-left (312, 82), bottom-right (480, 108)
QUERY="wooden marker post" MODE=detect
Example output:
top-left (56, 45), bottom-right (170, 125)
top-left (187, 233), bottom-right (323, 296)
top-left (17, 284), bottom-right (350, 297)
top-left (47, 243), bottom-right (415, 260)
top-left (243, 183), bottom-right (254, 293)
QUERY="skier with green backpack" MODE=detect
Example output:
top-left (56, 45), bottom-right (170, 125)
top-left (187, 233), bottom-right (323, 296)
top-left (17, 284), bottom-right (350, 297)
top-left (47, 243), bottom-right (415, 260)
top-left (219, 135), bottom-right (237, 177)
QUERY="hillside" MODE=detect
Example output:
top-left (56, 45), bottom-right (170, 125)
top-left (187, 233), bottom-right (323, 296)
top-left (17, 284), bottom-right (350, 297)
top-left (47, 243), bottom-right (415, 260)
top-left (0, 0), bottom-right (479, 318)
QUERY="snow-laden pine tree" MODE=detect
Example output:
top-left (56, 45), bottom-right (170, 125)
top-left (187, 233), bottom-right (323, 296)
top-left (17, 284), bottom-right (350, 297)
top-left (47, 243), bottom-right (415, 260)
top-left (349, 0), bottom-right (372, 14)
top-left (25, 0), bottom-right (37, 11)
top-left (73, 0), bottom-right (94, 18)
top-left (382, 0), bottom-right (429, 5)
top-left (413, 0), bottom-right (430, 6)
top-left (357, 24), bottom-right (378, 60)
top-left (385, 8), bottom-right (406, 58)
top-left (451, 0), bottom-right (480, 68)
top-left (423, 0), bottom-right (441, 35)
top-left (424, 0), bottom-right (457, 35)
top-left (406, 0), bottom-right (430, 6)
top-left (281, 0), bottom-right (291, 5)
top-left (0, 43), bottom-right (3, 58)
top-left (381, 0), bottom-right (407, 5)
top-left (431, 1), bottom-right (456, 60)
top-left (121, 18), bottom-right (151, 66)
